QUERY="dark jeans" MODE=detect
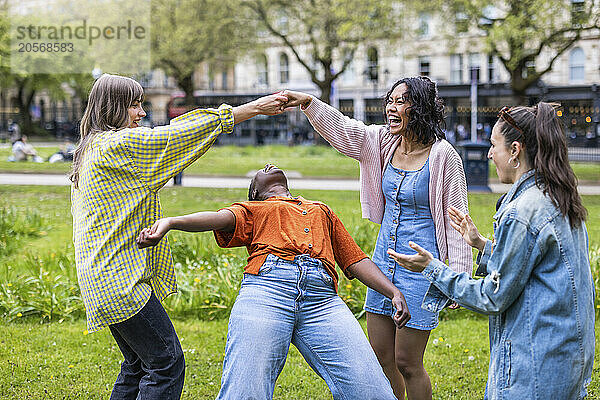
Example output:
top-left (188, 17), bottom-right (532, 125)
top-left (108, 293), bottom-right (185, 400)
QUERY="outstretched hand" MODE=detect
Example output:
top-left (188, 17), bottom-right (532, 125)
top-left (387, 241), bottom-right (433, 273)
top-left (137, 218), bottom-right (172, 248)
top-left (447, 206), bottom-right (486, 251)
top-left (279, 90), bottom-right (312, 110)
top-left (250, 92), bottom-right (290, 115)
top-left (389, 243), bottom-right (460, 310)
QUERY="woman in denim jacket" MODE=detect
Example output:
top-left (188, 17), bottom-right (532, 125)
top-left (389, 102), bottom-right (595, 399)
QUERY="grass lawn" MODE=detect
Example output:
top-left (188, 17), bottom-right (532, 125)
top-left (1, 185), bottom-right (599, 399)
top-left (1, 144), bottom-right (598, 182)
top-left (2, 317), bottom-right (599, 399)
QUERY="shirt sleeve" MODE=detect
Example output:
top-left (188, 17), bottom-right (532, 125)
top-left (122, 104), bottom-right (234, 191)
top-left (213, 204), bottom-right (253, 248)
top-left (421, 216), bottom-right (542, 315)
top-left (324, 205), bottom-right (368, 277)
top-left (302, 97), bottom-right (370, 161)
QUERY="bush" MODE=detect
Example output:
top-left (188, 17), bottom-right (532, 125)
top-left (0, 248), bottom-right (84, 322)
top-left (2, 196), bottom-right (599, 325)
top-left (0, 203), bottom-right (44, 258)
top-left (590, 246), bottom-right (600, 319)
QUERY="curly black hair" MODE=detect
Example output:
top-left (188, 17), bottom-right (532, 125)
top-left (382, 76), bottom-right (446, 145)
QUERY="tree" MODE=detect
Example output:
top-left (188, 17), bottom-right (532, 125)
top-left (0, 1), bottom-right (94, 136)
top-left (151, 0), bottom-right (255, 104)
top-left (243, 0), bottom-right (403, 104)
top-left (439, 0), bottom-right (600, 101)
top-left (0, 0), bottom-right (10, 87)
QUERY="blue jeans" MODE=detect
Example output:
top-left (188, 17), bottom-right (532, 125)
top-left (108, 293), bottom-right (185, 400)
top-left (217, 254), bottom-right (396, 400)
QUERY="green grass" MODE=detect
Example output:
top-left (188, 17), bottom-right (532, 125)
top-left (0, 185), bottom-right (599, 399)
top-left (1, 144), bottom-right (598, 182)
top-left (0, 145), bottom-right (359, 178)
top-left (1, 317), bottom-right (599, 399)
top-left (488, 160), bottom-right (600, 183)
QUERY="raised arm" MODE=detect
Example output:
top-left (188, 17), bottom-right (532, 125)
top-left (124, 93), bottom-right (288, 191)
top-left (232, 92), bottom-right (289, 124)
top-left (137, 209), bottom-right (235, 248)
top-left (284, 90), bottom-right (374, 161)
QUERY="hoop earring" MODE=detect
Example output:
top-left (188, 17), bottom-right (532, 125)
top-left (510, 158), bottom-right (520, 169)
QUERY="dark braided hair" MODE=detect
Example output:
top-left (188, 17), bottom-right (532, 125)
top-left (383, 76), bottom-right (446, 145)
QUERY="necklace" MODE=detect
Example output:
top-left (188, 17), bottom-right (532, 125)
top-left (399, 145), bottom-right (428, 155)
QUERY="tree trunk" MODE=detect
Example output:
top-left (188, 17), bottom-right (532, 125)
top-left (15, 79), bottom-right (35, 136)
top-left (509, 69), bottom-right (531, 105)
top-left (318, 80), bottom-right (332, 105)
top-left (312, 79), bottom-right (333, 145)
top-left (177, 74), bottom-right (195, 105)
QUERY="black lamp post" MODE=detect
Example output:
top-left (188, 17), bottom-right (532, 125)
top-left (456, 66), bottom-right (491, 192)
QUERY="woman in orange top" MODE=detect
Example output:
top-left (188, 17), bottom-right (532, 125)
top-left (138, 164), bottom-right (410, 400)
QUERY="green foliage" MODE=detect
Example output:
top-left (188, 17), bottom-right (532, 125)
top-left (0, 202), bottom-right (44, 258)
top-left (0, 248), bottom-right (84, 322)
top-left (151, 0), bottom-right (255, 99)
top-left (243, 0), bottom-right (403, 102)
top-left (590, 246), bottom-right (600, 319)
top-left (432, 0), bottom-right (600, 96)
top-left (1, 185), bottom-right (599, 324)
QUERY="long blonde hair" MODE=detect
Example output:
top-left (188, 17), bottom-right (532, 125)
top-left (69, 74), bottom-right (144, 188)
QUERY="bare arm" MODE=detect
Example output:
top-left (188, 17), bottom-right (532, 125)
top-left (137, 209), bottom-right (235, 248)
top-left (347, 258), bottom-right (411, 328)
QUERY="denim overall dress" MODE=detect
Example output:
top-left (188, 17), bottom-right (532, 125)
top-left (364, 158), bottom-right (440, 330)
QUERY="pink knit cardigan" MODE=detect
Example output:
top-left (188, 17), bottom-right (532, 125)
top-left (303, 98), bottom-right (473, 274)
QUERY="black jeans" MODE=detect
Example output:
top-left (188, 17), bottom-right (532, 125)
top-left (108, 293), bottom-right (185, 400)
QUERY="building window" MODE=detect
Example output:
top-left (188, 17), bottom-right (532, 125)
top-left (419, 56), bottom-right (430, 77)
top-left (571, 0), bottom-right (585, 25)
top-left (279, 53), bottom-right (289, 84)
top-left (455, 10), bottom-right (469, 33)
top-left (367, 47), bottom-right (378, 82)
top-left (341, 49), bottom-right (356, 84)
top-left (277, 12), bottom-right (289, 34)
top-left (487, 54), bottom-right (495, 83)
top-left (257, 54), bottom-right (268, 86)
top-left (468, 52), bottom-right (480, 82)
top-left (522, 56), bottom-right (536, 79)
top-left (221, 70), bottom-right (228, 90)
top-left (569, 47), bottom-right (585, 82)
top-left (417, 13), bottom-right (431, 38)
top-left (450, 54), bottom-right (463, 83)
top-left (338, 99), bottom-right (354, 118)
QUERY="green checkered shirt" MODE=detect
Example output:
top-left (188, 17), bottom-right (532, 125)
top-left (72, 105), bottom-right (233, 332)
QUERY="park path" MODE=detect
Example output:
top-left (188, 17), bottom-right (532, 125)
top-left (1, 172), bottom-right (600, 195)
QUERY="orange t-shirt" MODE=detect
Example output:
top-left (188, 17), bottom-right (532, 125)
top-left (213, 196), bottom-right (367, 291)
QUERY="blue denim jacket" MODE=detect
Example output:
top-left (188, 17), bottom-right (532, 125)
top-left (421, 170), bottom-right (595, 399)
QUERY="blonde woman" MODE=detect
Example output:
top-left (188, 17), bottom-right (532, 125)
top-left (70, 74), bottom-right (287, 400)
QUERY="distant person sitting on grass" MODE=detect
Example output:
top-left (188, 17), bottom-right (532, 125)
top-left (8, 135), bottom-right (43, 162)
top-left (137, 164), bottom-right (411, 400)
top-left (48, 140), bottom-right (75, 163)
